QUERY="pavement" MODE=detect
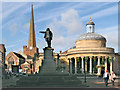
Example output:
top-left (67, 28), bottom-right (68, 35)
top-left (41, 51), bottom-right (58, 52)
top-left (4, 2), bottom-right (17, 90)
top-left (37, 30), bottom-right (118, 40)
top-left (77, 76), bottom-right (120, 88)
top-left (2, 74), bottom-right (120, 89)
top-left (2, 76), bottom-right (20, 88)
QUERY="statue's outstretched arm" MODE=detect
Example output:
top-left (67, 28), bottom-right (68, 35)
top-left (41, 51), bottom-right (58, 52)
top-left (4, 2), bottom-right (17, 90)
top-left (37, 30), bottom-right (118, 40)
top-left (39, 31), bottom-right (46, 33)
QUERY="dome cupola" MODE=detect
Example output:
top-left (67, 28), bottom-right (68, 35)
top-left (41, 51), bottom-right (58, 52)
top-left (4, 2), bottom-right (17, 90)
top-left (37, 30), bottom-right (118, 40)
top-left (76, 17), bottom-right (106, 48)
top-left (86, 17), bottom-right (95, 33)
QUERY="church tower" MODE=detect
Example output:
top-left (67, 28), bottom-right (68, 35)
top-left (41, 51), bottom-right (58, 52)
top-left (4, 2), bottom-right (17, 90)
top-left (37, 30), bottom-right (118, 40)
top-left (28, 4), bottom-right (36, 49)
top-left (23, 5), bottom-right (38, 58)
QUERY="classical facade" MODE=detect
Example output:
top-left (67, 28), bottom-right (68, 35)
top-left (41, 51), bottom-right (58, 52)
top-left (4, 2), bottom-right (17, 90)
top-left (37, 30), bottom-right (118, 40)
top-left (59, 18), bottom-right (116, 75)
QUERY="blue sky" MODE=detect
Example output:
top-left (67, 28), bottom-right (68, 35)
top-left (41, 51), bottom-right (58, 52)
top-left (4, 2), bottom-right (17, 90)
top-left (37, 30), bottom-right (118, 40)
top-left (0, 1), bottom-right (118, 54)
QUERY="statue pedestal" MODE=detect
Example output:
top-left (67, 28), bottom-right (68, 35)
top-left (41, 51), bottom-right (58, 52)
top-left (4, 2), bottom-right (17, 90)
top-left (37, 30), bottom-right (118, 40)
top-left (43, 47), bottom-right (54, 59)
top-left (39, 47), bottom-right (56, 75)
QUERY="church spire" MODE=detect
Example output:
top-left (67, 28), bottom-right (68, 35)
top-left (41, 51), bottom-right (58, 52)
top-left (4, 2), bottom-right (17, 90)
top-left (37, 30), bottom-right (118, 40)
top-left (28, 4), bottom-right (36, 49)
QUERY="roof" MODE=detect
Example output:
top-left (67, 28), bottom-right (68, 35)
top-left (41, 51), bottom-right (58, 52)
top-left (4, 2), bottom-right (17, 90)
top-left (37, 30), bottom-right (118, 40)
top-left (13, 52), bottom-right (25, 60)
top-left (76, 33), bottom-right (106, 41)
top-left (86, 20), bottom-right (95, 25)
top-left (70, 46), bottom-right (76, 49)
top-left (86, 17), bottom-right (95, 25)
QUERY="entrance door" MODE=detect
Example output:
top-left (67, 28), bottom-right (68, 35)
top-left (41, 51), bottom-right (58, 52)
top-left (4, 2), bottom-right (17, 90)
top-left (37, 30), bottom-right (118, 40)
top-left (12, 65), bottom-right (19, 73)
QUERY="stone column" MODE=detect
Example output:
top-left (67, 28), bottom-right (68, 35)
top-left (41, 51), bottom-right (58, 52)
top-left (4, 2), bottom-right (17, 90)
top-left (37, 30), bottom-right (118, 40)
top-left (105, 57), bottom-right (108, 72)
top-left (89, 56), bottom-right (92, 74)
top-left (82, 57), bottom-right (84, 73)
top-left (75, 57), bottom-right (77, 74)
top-left (110, 57), bottom-right (113, 74)
top-left (97, 56), bottom-right (101, 75)
top-left (68, 58), bottom-right (70, 74)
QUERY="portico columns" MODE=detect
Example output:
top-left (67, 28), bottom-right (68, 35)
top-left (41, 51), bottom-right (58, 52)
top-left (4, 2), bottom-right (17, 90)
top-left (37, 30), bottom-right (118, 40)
top-left (68, 58), bottom-right (70, 74)
top-left (97, 56), bottom-right (101, 75)
top-left (110, 57), bottom-right (113, 74)
top-left (105, 57), bottom-right (108, 72)
top-left (75, 57), bottom-right (77, 74)
top-left (82, 57), bottom-right (84, 73)
top-left (89, 56), bottom-right (92, 74)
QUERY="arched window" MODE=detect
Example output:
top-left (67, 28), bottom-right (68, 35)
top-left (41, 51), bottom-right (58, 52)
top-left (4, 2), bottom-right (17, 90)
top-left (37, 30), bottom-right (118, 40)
top-left (8, 56), bottom-right (14, 64)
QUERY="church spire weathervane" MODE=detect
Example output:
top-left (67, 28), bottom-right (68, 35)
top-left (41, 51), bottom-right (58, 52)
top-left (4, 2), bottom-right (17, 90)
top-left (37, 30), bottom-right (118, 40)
top-left (28, 4), bottom-right (36, 49)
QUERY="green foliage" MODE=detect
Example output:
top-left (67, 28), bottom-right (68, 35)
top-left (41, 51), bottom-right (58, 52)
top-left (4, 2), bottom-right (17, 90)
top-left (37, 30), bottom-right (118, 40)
top-left (113, 57), bottom-right (116, 61)
top-left (102, 57), bottom-right (105, 62)
top-left (85, 56), bottom-right (88, 62)
top-left (108, 58), bottom-right (111, 63)
top-left (77, 57), bottom-right (80, 62)
top-left (93, 56), bottom-right (97, 62)
top-left (71, 60), bottom-right (72, 62)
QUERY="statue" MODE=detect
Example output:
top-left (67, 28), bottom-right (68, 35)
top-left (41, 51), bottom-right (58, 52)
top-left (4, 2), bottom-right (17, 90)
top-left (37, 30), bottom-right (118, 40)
top-left (40, 28), bottom-right (53, 48)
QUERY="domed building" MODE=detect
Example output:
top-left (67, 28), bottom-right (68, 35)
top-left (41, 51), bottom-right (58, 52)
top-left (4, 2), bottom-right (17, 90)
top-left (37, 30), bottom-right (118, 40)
top-left (60, 18), bottom-right (115, 75)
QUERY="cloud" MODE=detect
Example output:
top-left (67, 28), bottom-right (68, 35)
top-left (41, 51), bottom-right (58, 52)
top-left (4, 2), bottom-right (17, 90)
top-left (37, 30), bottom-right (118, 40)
top-left (60, 9), bottom-right (83, 35)
top-left (81, 5), bottom-right (118, 21)
top-left (35, 2), bottom-right (114, 24)
top-left (2, 39), bottom-right (7, 44)
top-left (1, 0), bottom-right (119, 2)
top-left (44, 9), bottom-right (84, 52)
top-left (24, 23), bottom-right (30, 30)
top-left (8, 22), bottom-right (30, 36)
top-left (37, 41), bottom-right (46, 52)
top-left (7, 44), bottom-right (18, 48)
top-left (102, 26), bottom-right (118, 52)
top-left (96, 25), bottom-right (118, 33)
top-left (9, 23), bottom-right (19, 36)
top-left (2, 3), bottom-right (26, 19)
top-left (23, 2), bottom-right (47, 14)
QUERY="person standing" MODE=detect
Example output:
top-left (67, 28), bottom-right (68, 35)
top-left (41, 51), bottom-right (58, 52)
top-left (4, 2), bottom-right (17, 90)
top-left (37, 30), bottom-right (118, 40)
top-left (103, 70), bottom-right (110, 86)
top-left (101, 69), bottom-right (104, 77)
top-left (110, 71), bottom-right (116, 86)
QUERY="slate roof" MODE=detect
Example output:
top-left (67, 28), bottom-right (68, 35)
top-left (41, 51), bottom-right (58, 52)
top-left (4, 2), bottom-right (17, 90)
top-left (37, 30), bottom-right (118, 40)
top-left (77, 33), bottom-right (106, 41)
top-left (13, 52), bottom-right (25, 59)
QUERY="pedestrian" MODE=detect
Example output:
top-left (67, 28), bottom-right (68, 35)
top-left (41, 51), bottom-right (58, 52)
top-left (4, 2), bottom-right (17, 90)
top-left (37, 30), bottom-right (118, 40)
top-left (101, 69), bottom-right (104, 77)
top-left (103, 70), bottom-right (110, 86)
top-left (110, 71), bottom-right (116, 86)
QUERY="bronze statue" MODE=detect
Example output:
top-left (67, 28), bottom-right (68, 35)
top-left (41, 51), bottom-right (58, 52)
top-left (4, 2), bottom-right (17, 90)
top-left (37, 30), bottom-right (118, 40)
top-left (40, 28), bottom-right (53, 48)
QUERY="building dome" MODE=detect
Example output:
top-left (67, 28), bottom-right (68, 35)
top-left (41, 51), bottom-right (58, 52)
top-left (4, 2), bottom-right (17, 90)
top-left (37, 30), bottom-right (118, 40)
top-left (86, 20), bottom-right (95, 25)
top-left (86, 17), bottom-right (95, 25)
top-left (76, 18), bottom-right (106, 48)
top-left (77, 33), bottom-right (106, 41)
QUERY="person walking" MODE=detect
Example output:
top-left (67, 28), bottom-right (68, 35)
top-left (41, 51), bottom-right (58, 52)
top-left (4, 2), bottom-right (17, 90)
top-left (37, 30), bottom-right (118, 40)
top-left (103, 70), bottom-right (110, 86)
top-left (110, 71), bottom-right (116, 86)
top-left (101, 69), bottom-right (104, 77)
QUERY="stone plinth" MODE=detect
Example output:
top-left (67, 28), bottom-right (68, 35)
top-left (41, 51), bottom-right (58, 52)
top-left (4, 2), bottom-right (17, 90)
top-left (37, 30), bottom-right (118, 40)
top-left (43, 47), bottom-right (54, 59)
top-left (40, 47), bottom-right (55, 74)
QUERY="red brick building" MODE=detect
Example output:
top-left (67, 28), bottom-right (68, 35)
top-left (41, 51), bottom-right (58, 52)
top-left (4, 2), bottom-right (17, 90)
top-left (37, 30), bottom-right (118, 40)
top-left (0, 44), bottom-right (6, 66)
top-left (5, 52), bottom-right (25, 73)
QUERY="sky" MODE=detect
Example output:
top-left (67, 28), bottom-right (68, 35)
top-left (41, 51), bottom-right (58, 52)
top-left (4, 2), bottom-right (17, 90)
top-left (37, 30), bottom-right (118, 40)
top-left (0, 1), bottom-right (119, 54)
